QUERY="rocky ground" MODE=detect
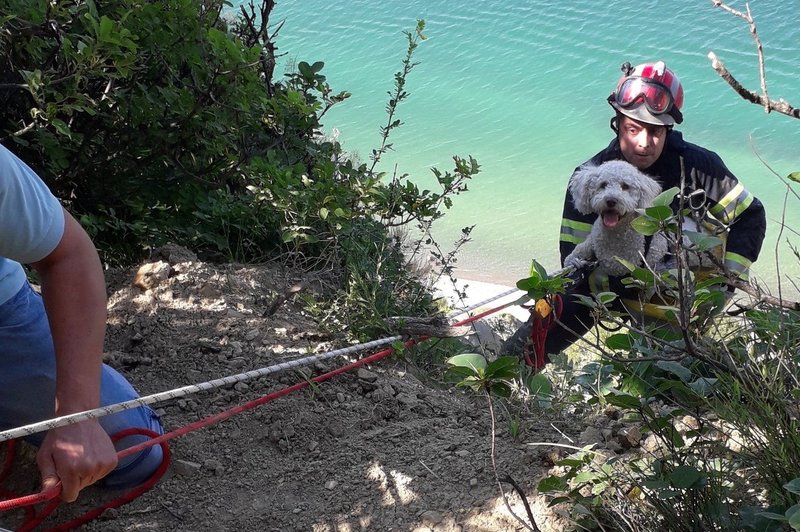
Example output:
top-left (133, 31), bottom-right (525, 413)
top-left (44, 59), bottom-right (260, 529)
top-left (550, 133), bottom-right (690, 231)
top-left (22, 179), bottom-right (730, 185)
top-left (0, 247), bottom-right (633, 531)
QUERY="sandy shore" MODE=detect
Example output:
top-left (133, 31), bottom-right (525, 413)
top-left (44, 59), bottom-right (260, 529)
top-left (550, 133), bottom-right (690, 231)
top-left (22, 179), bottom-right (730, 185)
top-left (434, 277), bottom-right (530, 322)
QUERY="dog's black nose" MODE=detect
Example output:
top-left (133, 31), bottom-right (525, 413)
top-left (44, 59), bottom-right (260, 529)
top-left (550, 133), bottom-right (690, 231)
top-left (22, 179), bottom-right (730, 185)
top-left (606, 199), bottom-right (617, 208)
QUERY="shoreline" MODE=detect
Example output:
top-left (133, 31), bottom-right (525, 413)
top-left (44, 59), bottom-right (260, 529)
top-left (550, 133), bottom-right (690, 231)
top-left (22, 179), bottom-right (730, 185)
top-left (434, 276), bottom-right (529, 322)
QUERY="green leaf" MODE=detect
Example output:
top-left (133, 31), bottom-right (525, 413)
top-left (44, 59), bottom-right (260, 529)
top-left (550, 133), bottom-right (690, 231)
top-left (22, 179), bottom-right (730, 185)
top-left (531, 259), bottom-right (549, 280)
top-left (786, 504), bottom-right (800, 529)
top-left (491, 381), bottom-right (512, 398)
top-left (755, 512), bottom-right (788, 522)
top-left (631, 216), bottom-right (660, 236)
top-left (784, 478), bottom-right (800, 495)
top-left (670, 465), bottom-right (702, 488)
top-left (653, 187), bottom-right (680, 207)
top-left (606, 333), bottom-right (634, 350)
top-left (596, 291), bottom-right (618, 304)
top-left (655, 361), bottom-right (693, 382)
top-left (684, 230), bottom-right (723, 252)
top-left (537, 475), bottom-right (568, 492)
top-left (527, 373), bottom-right (552, 397)
top-left (603, 393), bottom-right (641, 409)
top-left (574, 471), bottom-right (599, 483)
top-left (644, 205), bottom-right (673, 221)
top-left (516, 273), bottom-right (541, 292)
top-left (787, 172), bottom-right (800, 183)
top-left (689, 377), bottom-right (717, 396)
top-left (446, 353), bottom-right (487, 372)
top-left (615, 257), bottom-right (637, 272)
top-left (485, 356), bottom-right (519, 379)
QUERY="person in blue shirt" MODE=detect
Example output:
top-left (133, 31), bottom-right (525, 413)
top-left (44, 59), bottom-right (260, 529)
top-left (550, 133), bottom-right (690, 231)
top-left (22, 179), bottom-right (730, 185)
top-left (0, 143), bottom-right (164, 502)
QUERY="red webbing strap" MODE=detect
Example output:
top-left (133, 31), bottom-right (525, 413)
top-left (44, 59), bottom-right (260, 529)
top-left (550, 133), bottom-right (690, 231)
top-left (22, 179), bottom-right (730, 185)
top-left (525, 294), bottom-right (563, 371)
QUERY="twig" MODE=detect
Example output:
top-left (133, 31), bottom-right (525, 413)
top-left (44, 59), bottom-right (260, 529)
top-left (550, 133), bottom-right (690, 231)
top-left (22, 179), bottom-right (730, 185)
top-left (418, 460), bottom-right (441, 480)
top-left (500, 474), bottom-right (539, 532)
top-left (484, 388), bottom-right (539, 532)
top-left (707, 1), bottom-right (799, 119)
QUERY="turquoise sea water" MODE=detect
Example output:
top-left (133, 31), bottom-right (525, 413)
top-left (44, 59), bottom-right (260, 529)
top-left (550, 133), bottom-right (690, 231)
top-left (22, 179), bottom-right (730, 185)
top-left (263, 1), bottom-right (799, 292)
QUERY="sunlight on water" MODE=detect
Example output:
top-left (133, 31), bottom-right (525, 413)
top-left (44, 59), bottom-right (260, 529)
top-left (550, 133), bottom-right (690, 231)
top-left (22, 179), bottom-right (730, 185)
top-left (260, 0), bottom-right (799, 294)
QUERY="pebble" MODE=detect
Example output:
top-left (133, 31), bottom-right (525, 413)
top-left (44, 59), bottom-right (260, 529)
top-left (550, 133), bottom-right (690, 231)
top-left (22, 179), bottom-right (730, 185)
top-left (420, 510), bottom-right (443, 525)
top-left (173, 459), bottom-right (202, 476)
top-left (325, 480), bottom-right (338, 490)
top-left (357, 368), bottom-right (379, 382)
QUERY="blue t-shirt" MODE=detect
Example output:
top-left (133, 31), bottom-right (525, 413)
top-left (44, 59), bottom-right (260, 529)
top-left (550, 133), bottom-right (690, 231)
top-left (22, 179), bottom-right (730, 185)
top-left (0, 144), bottom-right (65, 305)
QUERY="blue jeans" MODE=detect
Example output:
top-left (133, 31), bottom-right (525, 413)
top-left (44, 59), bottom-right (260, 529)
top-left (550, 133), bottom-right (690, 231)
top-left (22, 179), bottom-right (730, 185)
top-left (0, 282), bottom-right (164, 489)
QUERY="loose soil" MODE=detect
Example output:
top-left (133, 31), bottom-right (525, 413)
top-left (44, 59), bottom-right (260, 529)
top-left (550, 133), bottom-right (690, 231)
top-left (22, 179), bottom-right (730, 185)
top-left (2, 249), bottom-right (596, 532)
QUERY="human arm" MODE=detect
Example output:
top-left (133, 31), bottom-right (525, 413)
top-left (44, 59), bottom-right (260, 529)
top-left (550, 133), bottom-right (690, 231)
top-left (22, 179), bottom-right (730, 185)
top-left (694, 151), bottom-right (766, 279)
top-left (30, 208), bottom-right (118, 502)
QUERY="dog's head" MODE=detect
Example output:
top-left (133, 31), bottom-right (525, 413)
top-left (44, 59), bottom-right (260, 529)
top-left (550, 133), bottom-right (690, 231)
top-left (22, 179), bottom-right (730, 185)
top-left (569, 160), bottom-right (662, 229)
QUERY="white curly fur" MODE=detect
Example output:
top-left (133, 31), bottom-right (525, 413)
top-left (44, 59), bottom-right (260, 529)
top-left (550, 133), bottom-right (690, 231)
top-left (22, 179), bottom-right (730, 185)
top-left (564, 160), bottom-right (669, 277)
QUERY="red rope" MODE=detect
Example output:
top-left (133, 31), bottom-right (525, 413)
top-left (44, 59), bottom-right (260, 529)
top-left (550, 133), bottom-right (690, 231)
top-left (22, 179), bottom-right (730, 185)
top-left (2, 429), bottom-right (170, 532)
top-left (0, 298), bottom-right (514, 529)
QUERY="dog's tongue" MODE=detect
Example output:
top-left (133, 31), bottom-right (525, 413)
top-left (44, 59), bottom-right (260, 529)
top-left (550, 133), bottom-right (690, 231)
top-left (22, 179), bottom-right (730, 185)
top-left (602, 210), bottom-right (621, 228)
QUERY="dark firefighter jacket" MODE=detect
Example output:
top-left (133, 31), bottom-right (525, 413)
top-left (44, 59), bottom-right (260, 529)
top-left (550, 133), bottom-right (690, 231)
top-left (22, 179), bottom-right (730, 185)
top-left (558, 130), bottom-right (767, 291)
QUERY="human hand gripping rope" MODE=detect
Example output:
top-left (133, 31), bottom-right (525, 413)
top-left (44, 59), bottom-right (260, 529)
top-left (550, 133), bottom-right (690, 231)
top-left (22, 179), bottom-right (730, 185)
top-left (0, 286), bottom-right (523, 530)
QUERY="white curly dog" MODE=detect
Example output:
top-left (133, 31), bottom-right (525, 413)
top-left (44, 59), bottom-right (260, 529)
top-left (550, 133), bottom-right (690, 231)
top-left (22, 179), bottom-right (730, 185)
top-left (564, 160), bottom-right (669, 277)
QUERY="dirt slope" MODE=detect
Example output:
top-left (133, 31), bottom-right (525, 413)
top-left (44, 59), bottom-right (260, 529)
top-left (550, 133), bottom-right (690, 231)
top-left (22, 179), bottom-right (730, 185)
top-left (3, 252), bottom-right (587, 531)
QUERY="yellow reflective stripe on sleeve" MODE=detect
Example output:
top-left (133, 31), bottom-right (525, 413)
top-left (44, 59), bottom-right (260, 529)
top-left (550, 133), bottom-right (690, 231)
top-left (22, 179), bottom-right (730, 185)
top-left (709, 184), bottom-right (754, 224)
top-left (724, 251), bottom-right (752, 280)
top-left (561, 218), bottom-right (592, 245)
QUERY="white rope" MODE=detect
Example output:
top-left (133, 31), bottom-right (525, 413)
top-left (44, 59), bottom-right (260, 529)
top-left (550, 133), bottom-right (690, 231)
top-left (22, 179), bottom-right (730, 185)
top-left (0, 283), bottom-right (529, 442)
top-left (0, 336), bottom-right (402, 442)
top-left (446, 286), bottom-right (523, 319)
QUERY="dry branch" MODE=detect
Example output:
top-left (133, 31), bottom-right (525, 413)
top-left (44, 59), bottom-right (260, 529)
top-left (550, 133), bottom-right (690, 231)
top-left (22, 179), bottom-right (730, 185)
top-left (707, 1), bottom-right (799, 119)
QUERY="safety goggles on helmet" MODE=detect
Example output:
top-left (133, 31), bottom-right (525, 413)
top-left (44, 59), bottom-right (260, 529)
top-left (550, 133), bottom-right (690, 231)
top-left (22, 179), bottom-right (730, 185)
top-left (614, 76), bottom-right (675, 115)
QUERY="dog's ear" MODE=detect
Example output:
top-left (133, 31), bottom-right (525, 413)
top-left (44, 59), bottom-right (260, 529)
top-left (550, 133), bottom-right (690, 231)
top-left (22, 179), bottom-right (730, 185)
top-left (637, 173), bottom-right (663, 207)
top-left (569, 165), bottom-right (598, 214)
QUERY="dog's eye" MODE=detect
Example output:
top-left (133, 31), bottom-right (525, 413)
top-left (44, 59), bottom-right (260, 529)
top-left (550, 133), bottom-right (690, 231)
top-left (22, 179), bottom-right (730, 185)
top-left (621, 182), bottom-right (630, 191)
top-left (599, 181), bottom-right (607, 189)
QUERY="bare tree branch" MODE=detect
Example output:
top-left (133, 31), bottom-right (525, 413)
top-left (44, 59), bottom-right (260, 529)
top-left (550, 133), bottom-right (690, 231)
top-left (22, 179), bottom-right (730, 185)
top-left (707, 0), bottom-right (799, 119)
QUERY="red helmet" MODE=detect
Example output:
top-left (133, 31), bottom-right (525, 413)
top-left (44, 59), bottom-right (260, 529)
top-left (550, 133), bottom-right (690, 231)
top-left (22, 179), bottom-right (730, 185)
top-left (608, 61), bottom-right (684, 126)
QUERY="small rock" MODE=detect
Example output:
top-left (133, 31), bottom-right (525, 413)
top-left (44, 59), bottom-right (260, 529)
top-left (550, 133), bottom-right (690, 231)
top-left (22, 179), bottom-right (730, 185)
top-left (420, 510), bottom-right (443, 525)
top-left (132, 261), bottom-right (171, 290)
top-left (641, 433), bottom-right (663, 454)
top-left (173, 459), bottom-right (202, 476)
top-left (228, 357), bottom-right (247, 369)
top-left (325, 480), bottom-right (338, 490)
top-left (617, 426), bottom-right (642, 448)
top-left (469, 478), bottom-right (478, 487)
top-left (357, 368), bottom-right (379, 382)
top-left (245, 329), bottom-right (260, 341)
top-left (336, 392), bottom-right (346, 403)
top-left (579, 426), bottom-right (603, 444)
